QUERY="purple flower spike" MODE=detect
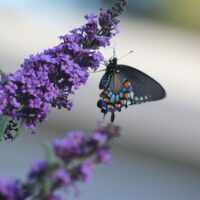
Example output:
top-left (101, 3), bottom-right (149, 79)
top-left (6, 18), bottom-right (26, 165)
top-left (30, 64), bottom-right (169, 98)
top-left (0, 123), bottom-right (122, 199)
top-left (0, 0), bottom-right (128, 136)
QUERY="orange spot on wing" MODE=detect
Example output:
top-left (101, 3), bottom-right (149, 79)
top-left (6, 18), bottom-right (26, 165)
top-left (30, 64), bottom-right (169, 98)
top-left (124, 92), bottom-right (129, 99)
top-left (115, 103), bottom-right (120, 108)
top-left (120, 99), bottom-right (126, 104)
top-left (104, 98), bottom-right (110, 103)
top-left (108, 104), bottom-right (114, 110)
top-left (124, 81), bottom-right (130, 88)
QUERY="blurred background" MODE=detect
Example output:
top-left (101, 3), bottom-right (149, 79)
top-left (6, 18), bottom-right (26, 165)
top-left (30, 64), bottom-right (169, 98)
top-left (0, 0), bottom-right (200, 199)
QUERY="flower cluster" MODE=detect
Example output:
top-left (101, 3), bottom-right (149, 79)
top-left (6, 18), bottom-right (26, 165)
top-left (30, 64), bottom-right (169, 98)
top-left (0, 0), bottom-right (128, 134)
top-left (0, 179), bottom-right (23, 200)
top-left (0, 124), bottom-right (121, 200)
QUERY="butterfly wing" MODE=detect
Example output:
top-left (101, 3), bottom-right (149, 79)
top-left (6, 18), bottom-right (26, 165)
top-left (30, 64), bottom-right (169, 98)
top-left (97, 64), bottom-right (166, 122)
top-left (99, 72), bottom-right (112, 89)
top-left (109, 65), bottom-right (166, 104)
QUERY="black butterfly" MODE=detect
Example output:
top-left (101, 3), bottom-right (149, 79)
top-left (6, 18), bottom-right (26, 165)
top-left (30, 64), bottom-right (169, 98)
top-left (97, 57), bottom-right (166, 122)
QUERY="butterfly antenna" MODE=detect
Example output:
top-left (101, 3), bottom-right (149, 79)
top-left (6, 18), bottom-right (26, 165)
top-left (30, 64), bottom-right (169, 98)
top-left (101, 60), bottom-right (109, 66)
top-left (113, 43), bottom-right (117, 58)
top-left (89, 69), bottom-right (106, 73)
top-left (118, 51), bottom-right (134, 60)
top-left (111, 112), bottom-right (115, 122)
top-left (113, 47), bottom-right (116, 58)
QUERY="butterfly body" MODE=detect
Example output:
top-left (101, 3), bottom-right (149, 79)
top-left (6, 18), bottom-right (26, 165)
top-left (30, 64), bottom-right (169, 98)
top-left (97, 57), bottom-right (166, 122)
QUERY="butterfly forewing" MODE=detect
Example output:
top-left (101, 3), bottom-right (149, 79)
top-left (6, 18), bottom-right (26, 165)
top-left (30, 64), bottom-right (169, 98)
top-left (112, 65), bottom-right (166, 103)
top-left (99, 72), bottom-right (111, 89)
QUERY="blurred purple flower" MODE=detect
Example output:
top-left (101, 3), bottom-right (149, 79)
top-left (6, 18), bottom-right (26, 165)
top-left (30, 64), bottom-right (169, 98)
top-left (47, 194), bottom-right (62, 200)
top-left (28, 160), bottom-right (48, 180)
top-left (53, 131), bottom-right (87, 159)
top-left (92, 131), bottom-right (107, 145)
top-left (0, 123), bottom-right (122, 199)
top-left (0, 179), bottom-right (23, 200)
top-left (96, 147), bottom-right (112, 165)
top-left (79, 161), bottom-right (93, 183)
top-left (52, 168), bottom-right (71, 188)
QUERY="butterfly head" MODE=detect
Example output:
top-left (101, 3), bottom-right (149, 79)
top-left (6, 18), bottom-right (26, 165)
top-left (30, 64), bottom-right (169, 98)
top-left (106, 57), bottom-right (118, 72)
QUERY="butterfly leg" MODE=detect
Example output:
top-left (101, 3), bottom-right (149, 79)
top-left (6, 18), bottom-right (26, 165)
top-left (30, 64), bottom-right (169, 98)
top-left (111, 112), bottom-right (115, 122)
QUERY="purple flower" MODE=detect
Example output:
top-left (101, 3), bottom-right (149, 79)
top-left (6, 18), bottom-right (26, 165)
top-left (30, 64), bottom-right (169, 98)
top-left (67, 131), bottom-right (87, 148)
top-left (79, 161), bottom-right (93, 183)
top-left (28, 160), bottom-right (48, 180)
top-left (0, 179), bottom-right (23, 200)
top-left (96, 148), bottom-right (112, 165)
top-left (92, 131), bottom-right (107, 145)
top-left (52, 168), bottom-right (71, 188)
top-left (0, 0), bottom-right (128, 136)
top-left (0, 91), bottom-right (7, 115)
top-left (0, 123), bottom-right (122, 199)
top-left (30, 124), bottom-right (120, 198)
top-left (47, 194), bottom-right (62, 200)
top-left (53, 131), bottom-right (87, 158)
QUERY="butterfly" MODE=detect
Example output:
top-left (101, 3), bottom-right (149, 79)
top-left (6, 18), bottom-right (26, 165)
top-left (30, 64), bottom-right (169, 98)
top-left (97, 57), bottom-right (166, 122)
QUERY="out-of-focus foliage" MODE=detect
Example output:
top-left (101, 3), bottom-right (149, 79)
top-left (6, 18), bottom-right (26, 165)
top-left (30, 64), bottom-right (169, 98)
top-left (165, 0), bottom-right (200, 31)
top-left (0, 116), bottom-right (10, 139)
top-left (101, 0), bottom-right (200, 32)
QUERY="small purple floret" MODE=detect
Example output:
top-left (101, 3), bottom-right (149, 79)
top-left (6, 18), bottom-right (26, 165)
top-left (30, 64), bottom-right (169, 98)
top-left (79, 161), bottom-right (93, 183)
top-left (53, 168), bottom-right (71, 187)
top-left (28, 160), bottom-right (48, 180)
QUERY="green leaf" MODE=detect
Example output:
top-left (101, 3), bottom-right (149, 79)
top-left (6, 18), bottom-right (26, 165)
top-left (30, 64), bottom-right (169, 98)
top-left (43, 143), bottom-right (61, 169)
top-left (0, 115), bottom-right (10, 139)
